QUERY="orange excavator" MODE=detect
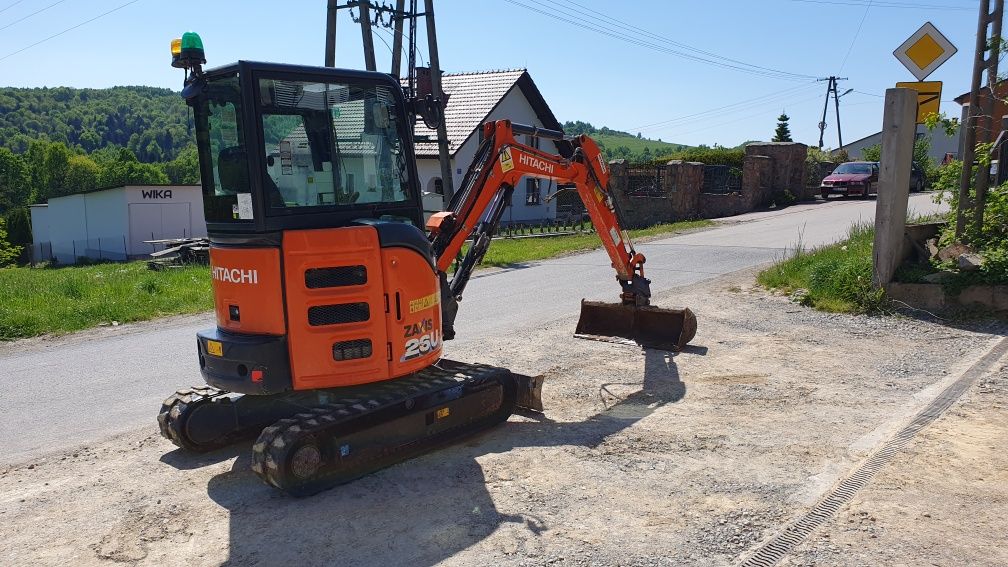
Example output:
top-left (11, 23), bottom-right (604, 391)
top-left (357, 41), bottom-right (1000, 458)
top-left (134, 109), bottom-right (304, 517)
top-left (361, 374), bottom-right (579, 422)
top-left (158, 33), bottom-right (695, 495)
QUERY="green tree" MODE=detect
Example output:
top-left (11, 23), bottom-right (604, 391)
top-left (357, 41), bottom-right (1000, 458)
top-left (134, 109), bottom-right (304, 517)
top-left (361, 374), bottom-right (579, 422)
top-left (0, 217), bottom-right (21, 267)
top-left (4, 207), bottom-right (31, 247)
top-left (160, 145), bottom-right (200, 184)
top-left (772, 112), bottom-right (793, 142)
top-left (861, 144), bottom-right (881, 162)
top-left (62, 154), bottom-right (100, 195)
top-left (0, 147), bottom-right (29, 213)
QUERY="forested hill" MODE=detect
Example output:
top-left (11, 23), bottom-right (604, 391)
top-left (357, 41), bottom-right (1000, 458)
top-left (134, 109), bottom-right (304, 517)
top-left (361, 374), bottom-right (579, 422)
top-left (0, 86), bottom-right (190, 162)
top-left (562, 120), bottom-right (690, 161)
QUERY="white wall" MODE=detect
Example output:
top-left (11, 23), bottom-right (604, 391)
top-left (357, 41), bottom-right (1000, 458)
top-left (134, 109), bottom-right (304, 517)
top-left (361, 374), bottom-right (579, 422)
top-left (123, 185), bottom-right (205, 256)
top-left (842, 125), bottom-right (961, 162)
top-left (417, 85), bottom-right (558, 224)
top-left (37, 185), bottom-right (205, 263)
top-left (47, 193), bottom-right (93, 264)
top-left (29, 205), bottom-right (49, 248)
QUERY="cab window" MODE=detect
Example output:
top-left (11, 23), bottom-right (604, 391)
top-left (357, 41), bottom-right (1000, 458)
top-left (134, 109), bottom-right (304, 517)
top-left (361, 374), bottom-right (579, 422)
top-left (258, 78), bottom-right (411, 212)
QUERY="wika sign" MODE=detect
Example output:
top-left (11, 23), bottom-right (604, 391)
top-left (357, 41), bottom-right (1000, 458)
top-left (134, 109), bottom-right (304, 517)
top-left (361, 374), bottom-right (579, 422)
top-left (141, 188), bottom-right (173, 199)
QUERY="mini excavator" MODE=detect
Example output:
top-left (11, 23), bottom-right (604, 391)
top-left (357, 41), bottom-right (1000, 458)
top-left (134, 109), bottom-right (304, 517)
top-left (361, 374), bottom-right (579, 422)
top-left (158, 32), bottom-right (696, 496)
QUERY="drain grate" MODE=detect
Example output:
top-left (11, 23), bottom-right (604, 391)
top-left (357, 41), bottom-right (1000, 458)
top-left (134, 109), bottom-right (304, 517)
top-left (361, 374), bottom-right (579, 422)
top-left (738, 337), bottom-right (1008, 567)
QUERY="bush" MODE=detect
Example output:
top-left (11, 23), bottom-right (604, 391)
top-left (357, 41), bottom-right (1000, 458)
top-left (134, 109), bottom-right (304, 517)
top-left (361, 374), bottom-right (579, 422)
top-left (0, 218), bottom-right (22, 267)
top-left (757, 222), bottom-right (884, 313)
top-left (667, 147), bottom-right (744, 168)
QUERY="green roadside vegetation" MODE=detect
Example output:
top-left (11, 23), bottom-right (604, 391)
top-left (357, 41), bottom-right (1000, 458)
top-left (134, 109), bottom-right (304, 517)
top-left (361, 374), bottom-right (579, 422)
top-left (0, 262), bottom-right (211, 340)
top-left (757, 222), bottom-right (883, 314)
top-left (0, 219), bottom-right (712, 340)
top-left (480, 219), bottom-right (713, 267)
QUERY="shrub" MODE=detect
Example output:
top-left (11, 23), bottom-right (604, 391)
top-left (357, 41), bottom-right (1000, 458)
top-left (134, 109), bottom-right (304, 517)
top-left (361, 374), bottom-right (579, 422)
top-left (667, 147), bottom-right (744, 168)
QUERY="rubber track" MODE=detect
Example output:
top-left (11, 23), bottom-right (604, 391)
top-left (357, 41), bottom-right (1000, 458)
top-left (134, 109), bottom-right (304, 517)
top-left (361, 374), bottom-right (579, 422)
top-left (250, 363), bottom-right (513, 496)
top-left (157, 385), bottom-right (230, 451)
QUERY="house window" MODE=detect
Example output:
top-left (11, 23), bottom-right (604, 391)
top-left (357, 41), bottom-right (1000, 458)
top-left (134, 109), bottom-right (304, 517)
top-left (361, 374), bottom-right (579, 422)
top-left (433, 177), bottom-right (444, 195)
top-left (525, 135), bottom-right (541, 205)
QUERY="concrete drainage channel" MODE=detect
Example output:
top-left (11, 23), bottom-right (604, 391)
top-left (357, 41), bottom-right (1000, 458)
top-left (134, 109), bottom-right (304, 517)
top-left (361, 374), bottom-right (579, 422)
top-left (737, 336), bottom-right (1008, 567)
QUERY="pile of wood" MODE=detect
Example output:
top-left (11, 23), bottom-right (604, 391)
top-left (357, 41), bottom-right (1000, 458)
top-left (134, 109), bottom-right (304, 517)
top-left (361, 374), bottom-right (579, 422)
top-left (146, 238), bottom-right (210, 270)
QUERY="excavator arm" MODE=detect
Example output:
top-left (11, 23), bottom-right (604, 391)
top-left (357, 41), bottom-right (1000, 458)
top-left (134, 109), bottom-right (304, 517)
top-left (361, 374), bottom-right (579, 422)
top-left (426, 120), bottom-right (696, 351)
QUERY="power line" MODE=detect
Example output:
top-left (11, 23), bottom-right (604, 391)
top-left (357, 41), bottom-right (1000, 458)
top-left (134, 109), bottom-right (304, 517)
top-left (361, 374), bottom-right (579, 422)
top-left (0, 0), bottom-right (67, 32)
top-left (0, 0), bottom-right (142, 63)
top-left (504, 0), bottom-right (816, 81)
top-left (552, 0), bottom-right (817, 81)
top-left (786, 0), bottom-right (971, 9)
top-left (658, 91), bottom-right (826, 139)
top-left (0, 1), bottom-right (26, 15)
top-left (838, 0), bottom-right (872, 73)
top-left (632, 82), bottom-right (818, 132)
top-left (642, 86), bottom-right (824, 136)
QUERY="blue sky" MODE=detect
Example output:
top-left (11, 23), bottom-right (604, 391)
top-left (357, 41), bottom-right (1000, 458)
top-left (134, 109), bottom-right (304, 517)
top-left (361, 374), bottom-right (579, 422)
top-left (0, 0), bottom-right (982, 148)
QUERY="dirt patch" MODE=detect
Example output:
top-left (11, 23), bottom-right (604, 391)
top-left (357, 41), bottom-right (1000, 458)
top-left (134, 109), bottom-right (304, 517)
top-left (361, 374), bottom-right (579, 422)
top-left (0, 269), bottom-right (1003, 566)
top-left (782, 357), bottom-right (1008, 567)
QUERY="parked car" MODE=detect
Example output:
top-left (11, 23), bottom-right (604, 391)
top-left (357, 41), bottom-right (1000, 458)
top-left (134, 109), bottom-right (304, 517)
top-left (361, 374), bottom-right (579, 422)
top-left (820, 161), bottom-right (878, 199)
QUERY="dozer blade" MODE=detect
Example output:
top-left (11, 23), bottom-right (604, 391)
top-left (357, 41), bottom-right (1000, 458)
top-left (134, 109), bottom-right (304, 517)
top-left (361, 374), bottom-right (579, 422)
top-left (574, 299), bottom-right (697, 351)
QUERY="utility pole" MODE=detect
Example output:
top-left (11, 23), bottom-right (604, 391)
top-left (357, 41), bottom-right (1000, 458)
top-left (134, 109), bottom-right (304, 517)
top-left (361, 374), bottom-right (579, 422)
top-left (325, 0), bottom-right (338, 67)
top-left (358, 0), bottom-right (377, 71)
top-left (957, 0), bottom-right (1003, 238)
top-left (817, 76), bottom-right (848, 150)
top-left (975, 0), bottom-right (1004, 231)
top-left (424, 0), bottom-right (454, 204)
top-left (390, 0), bottom-right (405, 78)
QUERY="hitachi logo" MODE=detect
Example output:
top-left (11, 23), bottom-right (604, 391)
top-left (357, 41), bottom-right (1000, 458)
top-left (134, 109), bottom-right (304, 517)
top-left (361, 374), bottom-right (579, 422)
top-left (519, 153), bottom-right (555, 175)
top-left (212, 266), bottom-right (259, 284)
top-left (142, 189), bottom-right (173, 199)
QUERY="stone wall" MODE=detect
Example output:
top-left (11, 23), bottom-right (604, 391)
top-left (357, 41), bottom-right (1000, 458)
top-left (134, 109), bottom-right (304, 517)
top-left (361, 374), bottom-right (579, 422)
top-left (607, 142), bottom-right (808, 227)
top-left (744, 142), bottom-right (809, 199)
top-left (698, 155), bottom-right (772, 218)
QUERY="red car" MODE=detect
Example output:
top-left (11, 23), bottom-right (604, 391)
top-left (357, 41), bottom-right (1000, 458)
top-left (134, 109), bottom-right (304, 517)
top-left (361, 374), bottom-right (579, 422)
top-left (820, 161), bottom-right (878, 199)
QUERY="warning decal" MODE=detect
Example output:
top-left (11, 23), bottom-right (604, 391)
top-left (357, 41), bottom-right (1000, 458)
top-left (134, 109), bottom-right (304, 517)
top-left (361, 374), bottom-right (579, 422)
top-left (500, 148), bottom-right (515, 173)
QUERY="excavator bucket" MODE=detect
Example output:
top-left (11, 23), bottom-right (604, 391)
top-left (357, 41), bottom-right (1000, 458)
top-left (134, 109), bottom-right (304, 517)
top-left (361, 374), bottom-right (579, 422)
top-left (574, 300), bottom-right (697, 351)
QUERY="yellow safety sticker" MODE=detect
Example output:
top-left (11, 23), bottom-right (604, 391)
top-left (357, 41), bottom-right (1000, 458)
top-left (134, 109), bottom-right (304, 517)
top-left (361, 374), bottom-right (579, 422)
top-left (206, 340), bottom-right (223, 357)
top-left (409, 291), bottom-right (440, 313)
top-left (500, 147), bottom-right (515, 173)
top-left (436, 407), bottom-right (450, 420)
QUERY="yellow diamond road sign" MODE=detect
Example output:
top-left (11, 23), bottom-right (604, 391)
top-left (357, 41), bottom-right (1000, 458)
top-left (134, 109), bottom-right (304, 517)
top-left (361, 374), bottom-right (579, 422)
top-left (894, 22), bottom-right (957, 81)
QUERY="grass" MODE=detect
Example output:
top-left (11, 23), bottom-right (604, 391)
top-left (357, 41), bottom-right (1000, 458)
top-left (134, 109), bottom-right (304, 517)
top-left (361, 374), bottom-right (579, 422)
top-left (479, 219), bottom-right (713, 267)
top-left (0, 262), bottom-right (212, 340)
top-left (756, 222), bottom-right (884, 313)
top-left (593, 134), bottom-right (688, 158)
top-left (0, 220), bottom-right (712, 341)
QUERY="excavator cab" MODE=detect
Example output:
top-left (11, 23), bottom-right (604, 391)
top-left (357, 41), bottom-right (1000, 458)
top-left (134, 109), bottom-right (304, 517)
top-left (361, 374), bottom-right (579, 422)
top-left (183, 61), bottom-right (446, 397)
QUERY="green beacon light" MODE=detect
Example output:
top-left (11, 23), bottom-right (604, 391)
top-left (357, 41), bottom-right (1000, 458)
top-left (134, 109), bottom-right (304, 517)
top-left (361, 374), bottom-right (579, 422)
top-left (171, 31), bottom-right (206, 70)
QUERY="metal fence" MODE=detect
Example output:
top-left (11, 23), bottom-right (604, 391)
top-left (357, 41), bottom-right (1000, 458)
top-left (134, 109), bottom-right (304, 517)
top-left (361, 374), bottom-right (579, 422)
top-left (497, 218), bottom-right (593, 238)
top-left (702, 165), bottom-right (742, 194)
top-left (626, 164), bottom-right (668, 197)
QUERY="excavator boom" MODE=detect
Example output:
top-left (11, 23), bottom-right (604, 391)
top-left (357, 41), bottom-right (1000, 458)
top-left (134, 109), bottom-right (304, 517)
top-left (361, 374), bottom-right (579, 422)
top-left (426, 120), bottom-right (696, 350)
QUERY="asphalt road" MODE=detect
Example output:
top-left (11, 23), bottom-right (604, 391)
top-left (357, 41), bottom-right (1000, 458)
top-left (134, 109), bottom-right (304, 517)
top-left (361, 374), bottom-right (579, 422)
top-left (0, 194), bottom-right (944, 464)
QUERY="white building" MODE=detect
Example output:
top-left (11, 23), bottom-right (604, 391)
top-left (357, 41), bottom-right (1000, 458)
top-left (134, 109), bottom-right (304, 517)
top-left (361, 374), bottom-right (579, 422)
top-left (414, 69), bottom-right (564, 224)
top-left (29, 185), bottom-right (205, 264)
top-left (838, 124), bottom-right (961, 163)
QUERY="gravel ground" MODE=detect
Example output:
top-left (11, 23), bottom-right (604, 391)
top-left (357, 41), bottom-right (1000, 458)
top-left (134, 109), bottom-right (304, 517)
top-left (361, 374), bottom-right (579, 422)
top-left (782, 351), bottom-right (1008, 567)
top-left (0, 268), bottom-right (1003, 567)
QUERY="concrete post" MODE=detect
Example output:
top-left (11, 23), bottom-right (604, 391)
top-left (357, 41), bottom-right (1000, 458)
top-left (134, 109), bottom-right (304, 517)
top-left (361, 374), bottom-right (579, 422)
top-left (873, 88), bottom-right (917, 288)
